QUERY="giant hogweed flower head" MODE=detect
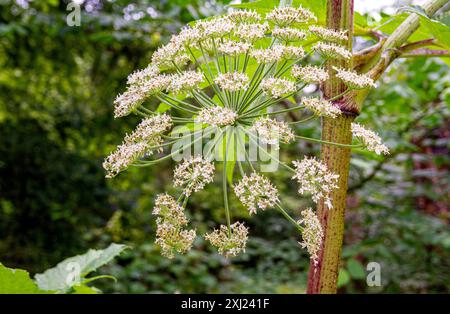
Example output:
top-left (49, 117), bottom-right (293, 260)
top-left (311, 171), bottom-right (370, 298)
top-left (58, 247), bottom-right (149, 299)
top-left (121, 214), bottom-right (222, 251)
top-left (153, 193), bottom-right (197, 259)
top-left (298, 208), bottom-right (323, 264)
top-left (107, 6), bottom-right (384, 260)
top-left (173, 156), bottom-right (215, 196)
top-left (351, 123), bottom-right (389, 155)
top-left (333, 67), bottom-right (376, 89)
top-left (251, 117), bottom-right (294, 150)
top-left (292, 157), bottom-right (339, 209)
top-left (234, 172), bottom-right (280, 215)
top-left (205, 222), bottom-right (249, 257)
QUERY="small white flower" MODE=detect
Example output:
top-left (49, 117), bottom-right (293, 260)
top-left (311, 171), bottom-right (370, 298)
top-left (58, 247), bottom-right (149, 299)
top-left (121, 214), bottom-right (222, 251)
top-left (195, 17), bottom-right (235, 37)
top-left (302, 97), bottom-right (341, 118)
top-left (250, 45), bottom-right (284, 63)
top-left (196, 106), bottom-right (238, 127)
top-left (170, 26), bottom-right (204, 47)
top-left (235, 22), bottom-right (269, 42)
top-left (173, 156), bottom-right (215, 196)
top-left (333, 67), bottom-right (376, 89)
top-left (152, 42), bottom-right (189, 68)
top-left (309, 25), bottom-right (348, 42)
top-left (272, 27), bottom-right (308, 42)
top-left (217, 39), bottom-right (252, 55)
top-left (234, 172), bottom-right (280, 215)
top-left (280, 44), bottom-right (305, 60)
top-left (155, 218), bottom-right (196, 259)
top-left (103, 142), bottom-right (153, 178)
top-left (227, 9), bottom-right (261, 23)
top-left (251, 117), bottom-right (295, 150)
top-left (298, 208), bottom-right (323, 264)
top-left (214, 72), bottom-right (249, 91)
top-left (153, 193), bottom-right (188, 226)
top-left (351, 122), bottom-right (389, 155)
top-left (205, 221), bottom-right (249, 257)
top-left (313, 42), bottom-right (352, 60)
top-left (167, 71), bottom-right (204, 94)
top-left (292, 157), bottom-right (339, 208)
top-left (266, 6), bottom-right (317, 27)
top-left (260, 77), bottom-right (296, 98)
top-left (114, 75), bottom-right (172, 118)
top-left (127, 64), bottom-right (160, 86)
top-left (125, 114), bottom-right (172, 143)
top-left (291, 65), bottom-right (329, 84)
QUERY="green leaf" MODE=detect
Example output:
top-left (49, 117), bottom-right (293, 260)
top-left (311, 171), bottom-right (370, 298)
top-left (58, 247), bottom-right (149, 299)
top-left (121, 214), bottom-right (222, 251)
top-left (347, 259), bottom-right (366, 280)
top-left (72, 284), bottom-right (101, 294)
top-left (0, 263), bottom-right (52, 294)
top-left (337, 268), bottom-right (350, 288)
top-left (418, 15), bottom-right (450, 49)
top-left (34, 243), bottom-right (127, 292)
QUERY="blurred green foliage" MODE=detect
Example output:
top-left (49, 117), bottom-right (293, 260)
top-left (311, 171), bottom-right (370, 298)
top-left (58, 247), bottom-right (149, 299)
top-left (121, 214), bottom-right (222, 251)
top-left (0, 0), bottom-right (449, 293)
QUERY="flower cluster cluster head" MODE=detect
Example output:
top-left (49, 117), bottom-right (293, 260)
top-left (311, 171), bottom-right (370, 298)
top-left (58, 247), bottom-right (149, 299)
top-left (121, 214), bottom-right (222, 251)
top-left (103, 114), bottom-right (172, 178)
top-left (235, 22), bottom-right (269, 42)
top-left (309, 25), bottom-right (348, 42)
top-left (266, 6), bottom-right (317, 27)
top-left (167, 70), bottom-right (204, 95)
top-left (272, 27), bottom-right (308, 42)
top-left (153, 194), bottom-right (196, 259)
top-left (215, 72), bottom-right (249, 92)
top-left (261, 77), bottom-right (296, 98)
top-left (251, 117), bottom-right (294, 150)
top-left (292, 65), bottom-right (329, 84)
top-left (234, 172), bottom-right (280, 215)
top-left (333, 67), bottom-right (376, 90)
top-left (205, 222), bottom-right (249, 257)
top-left (106, 4), bottom-right (387, 261)
top-left (114, 74), bottom-right (171, 118)
top-left (313, 42), bottom-right (352, 60)
top-left (302, 97), bottom-right (341, 118)
top-left (298, 208), bottom-right (323, 264)
top-left (196, 106), bottom-right (238, 127)
top-left (217, 40), bottom-right (252, 55)
top-left (227, 9), bottom-right (262, 23)
top-left (173, 156), bottom-right (215, 196)
top-left (292, 157), bottom-right (339, 208)
top-left (351, 123), bottom-right (389, 155)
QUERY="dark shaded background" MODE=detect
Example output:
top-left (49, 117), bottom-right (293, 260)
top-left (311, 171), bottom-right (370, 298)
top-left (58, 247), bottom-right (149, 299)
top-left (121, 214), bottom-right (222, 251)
top-left (0, 0), bottom-right (449, 293)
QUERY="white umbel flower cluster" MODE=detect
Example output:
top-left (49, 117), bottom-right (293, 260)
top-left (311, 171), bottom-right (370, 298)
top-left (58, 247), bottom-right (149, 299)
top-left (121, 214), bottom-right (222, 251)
top-left (217, 40), bottom-right (252, 55)
top-left (151, 42), bottom-right (189, 68)
top-left (266, 6), bottom-right (317, 27)
top-left (272, 27), bottom-right (308, 42)
top-left (235, 22), bottom-right (269, 42)
top-left (227, 9), bottom-right (261, 23)
top-left (298, 208), bottom-right (323, 264)
top-left (205, 222), bottom-right (249, 257)
top-left (302, 97), bottom-right (341, 118)
top-left (251, 117), bottom-right (295, 150)
top-left (313, 42), bottom-right (352, 60)
top-left (261, 77), bottom-right (296, 98)
top-left (103, 114), bottom-right (172, 177)
top-left (195, 17), bottom-right (235, 38)
top-left (292, 157), bottom-right (339, 208)
top-left (167, 71), bottom-right (204, 94)
top-left (309, 25), bottom-right (348, 42)
top-left (214, 72), bottom-right (249, 91)
top-left (114, 74), bottom-right (171, 118)
top-left (234, 172), bottom-right (280, 215)
top-left (153, 194), bottom-right (196, 259)
top-left (173, 156), bottom-right (215, 196)
top-left (127, 64), bottom-right (160, 86)
top-left (291, 65), bottom-right (329, 84)
top-left (196, 106), bottom-right (238, 127)
top-left (333, 67), bottom-right (376, 89)
top-left (351, 123), bottom-right (389, 155)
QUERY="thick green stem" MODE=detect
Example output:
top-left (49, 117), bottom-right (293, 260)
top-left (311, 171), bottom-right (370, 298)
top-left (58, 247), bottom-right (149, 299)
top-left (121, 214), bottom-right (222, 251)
top-left (306, 0), bottom-right (354, 294)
